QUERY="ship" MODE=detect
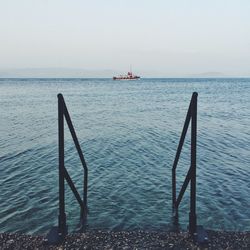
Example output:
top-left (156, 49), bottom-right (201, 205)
top-left (113, 70), bottom-right (140, 80)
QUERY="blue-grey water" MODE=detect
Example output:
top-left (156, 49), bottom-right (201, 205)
top-left (0, 78), bottom-right (250, 235)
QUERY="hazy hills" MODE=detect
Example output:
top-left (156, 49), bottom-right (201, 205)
top-left (0, 68), bottom-right (248, 78)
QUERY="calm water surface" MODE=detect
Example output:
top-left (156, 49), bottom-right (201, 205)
top-left (0, 78), bottom-right (250, 234)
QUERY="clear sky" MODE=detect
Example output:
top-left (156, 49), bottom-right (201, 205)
top-left (0, 0), bottom-right (250, 76)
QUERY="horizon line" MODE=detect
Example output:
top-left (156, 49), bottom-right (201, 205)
top-left (1, 76), bottom-right (250, 79)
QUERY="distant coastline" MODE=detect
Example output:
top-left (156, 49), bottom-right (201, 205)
top-left (0, 68), bottom-right (250, 78)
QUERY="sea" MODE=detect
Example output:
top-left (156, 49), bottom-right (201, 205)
top-left (0, 78), bottom-right (250, 235)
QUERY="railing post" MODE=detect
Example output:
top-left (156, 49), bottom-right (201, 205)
top-left (84, 169), bottom-right (88, 212)
top-left (46, 93), bottom-right (87, 244)
top-left (189, 92), bottom-right (197, 235)
top-left (170, 92), bottom-right (208, 243)
top-left (172, 168), bottom-right (176, 213)
top-left (80, 169), bottom-right (88, 221)
top-left (58, 94), bottom-right (67, 236)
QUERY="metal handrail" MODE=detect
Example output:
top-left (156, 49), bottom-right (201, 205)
top-left (172, 92), bottom-right (208, 244)
top-left (46, 93), bottom-right (88, 244)
top-left (172, 92), bottom-right (197, 235)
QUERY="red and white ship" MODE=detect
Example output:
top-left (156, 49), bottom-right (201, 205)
top-left (113, 71), bottom-right (140, 80)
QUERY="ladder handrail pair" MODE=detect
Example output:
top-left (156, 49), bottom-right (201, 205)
top-left (47, 92), bottom-right (208, 245)
top-left (57, 92), bottom-right (197, 235)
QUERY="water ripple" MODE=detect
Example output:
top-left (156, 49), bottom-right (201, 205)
top-left (0, 78), bottom-right (250, 234)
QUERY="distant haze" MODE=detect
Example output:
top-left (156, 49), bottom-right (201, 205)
top-left (0, 0), bottom-right (250, 77)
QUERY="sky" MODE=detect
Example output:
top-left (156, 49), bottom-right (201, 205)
top-left (0, 0), bottom-right (250, 77)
